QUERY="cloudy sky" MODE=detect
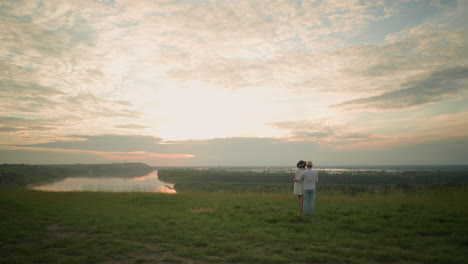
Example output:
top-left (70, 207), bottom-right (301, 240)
top-left (0, 0), bottom-right (467, 166)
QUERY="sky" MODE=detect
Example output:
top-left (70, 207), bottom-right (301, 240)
top-left (0, 0), bottom-right (467, 166)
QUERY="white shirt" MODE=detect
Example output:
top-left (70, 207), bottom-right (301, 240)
top-left (298, 169), bottom-right (319, 190)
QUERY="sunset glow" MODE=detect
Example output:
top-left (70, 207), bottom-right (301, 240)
top-left (0, 0), bottom-right (467, 166)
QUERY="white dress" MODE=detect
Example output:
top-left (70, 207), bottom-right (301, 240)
top-left (293, 168), bottom-right (305, 195)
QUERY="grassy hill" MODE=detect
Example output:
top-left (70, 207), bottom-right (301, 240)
top-left (1, 166), bottom-right (467, 263)
top-left (1, 186), bottom-right (467, 263)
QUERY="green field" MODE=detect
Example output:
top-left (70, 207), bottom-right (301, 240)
top-left (1, 184), bottom-right (468, 264)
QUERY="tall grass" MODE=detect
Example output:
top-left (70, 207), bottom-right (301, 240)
top-left (1, 186), bottom-right (467, 263)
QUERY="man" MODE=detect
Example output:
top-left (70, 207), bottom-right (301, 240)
top-left (295, 160), bottom-right (318, 215)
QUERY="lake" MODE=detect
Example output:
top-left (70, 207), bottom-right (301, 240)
top-left (30, 170), bottom-right (176, 193)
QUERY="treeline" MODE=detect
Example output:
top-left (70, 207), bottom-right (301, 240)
top-left (157, 168), bottom-right (289, 193)
top-left (0, 163), bottom-right (154, 187)
top-left (318, 170), bottom-right (468, 185)
top-left (158, 168), bottom-right (290, 183)
top-left (158, 168), bottom-right (468, 193)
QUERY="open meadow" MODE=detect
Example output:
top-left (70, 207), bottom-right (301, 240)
top-left (1, 182), bottom-right (468, 264)
top-left (2, 0), bottom-right (468, 262)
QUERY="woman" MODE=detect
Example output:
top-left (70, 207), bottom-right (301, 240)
top-left (296, 160), bottom-right (319, 215)
top-left (293, 160), bottom-right (306, 215)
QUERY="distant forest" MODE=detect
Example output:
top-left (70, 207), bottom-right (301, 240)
top-left (1, 164), bottom-right (467, 193)
top-left (0, 163), bottom-right (154, 187)
top-left (158, 168), bottom-right (468, 193)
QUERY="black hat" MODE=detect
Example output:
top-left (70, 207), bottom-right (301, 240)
top-left (296, 160), bottom-right (306, 168)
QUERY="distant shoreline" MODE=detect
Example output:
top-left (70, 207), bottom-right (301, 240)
top-left (152, 164), bottom-right (468, 171)
top-left (3, 163), bottom-right (468, 172)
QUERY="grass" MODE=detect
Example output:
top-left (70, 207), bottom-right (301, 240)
top-left (1, 186), bottom-right (468, 263)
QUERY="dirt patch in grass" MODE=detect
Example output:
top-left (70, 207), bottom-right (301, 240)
top-left (47, 224), bottom-right (91, 238)
top-left (189, 207), bottom-right (216, 214)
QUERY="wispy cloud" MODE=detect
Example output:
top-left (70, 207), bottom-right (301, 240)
top-left (7, 132), bottom-right (467, 166)
top-left (4, 145), bottom-right (194, 160)
top-left (24, 134), bottom-right (164, 152)
top-left (334, 66), bottom-right (468, 110)
top-left (1, 0), bottom-right (467, 165)
top-left (114, 124), bottom-right (149, 130)
top-left (0, 116), bottom-right (67, 132)
top-left (4, 134), bottom-right (195, 161)
top-left (269, 120), bottom-right (382, 146)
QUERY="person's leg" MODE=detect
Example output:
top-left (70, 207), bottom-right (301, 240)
top-left (310, 189), bottom-right (316, 215)
top-left (303, 189), bottom-right (311, 215)
top-left (297, 195), bottom-right (303, 215)
top-left (299, 195), bottom-right (304, 215)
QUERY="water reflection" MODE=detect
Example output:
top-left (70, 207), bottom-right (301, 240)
top-left (30, 170), bottom-right (176, 194)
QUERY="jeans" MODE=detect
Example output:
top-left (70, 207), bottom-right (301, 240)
top-left (303, 189), bottom-right (316, 215)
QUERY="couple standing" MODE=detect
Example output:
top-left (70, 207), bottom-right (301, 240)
top-left (293, 160), bottom-right (319, 215)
